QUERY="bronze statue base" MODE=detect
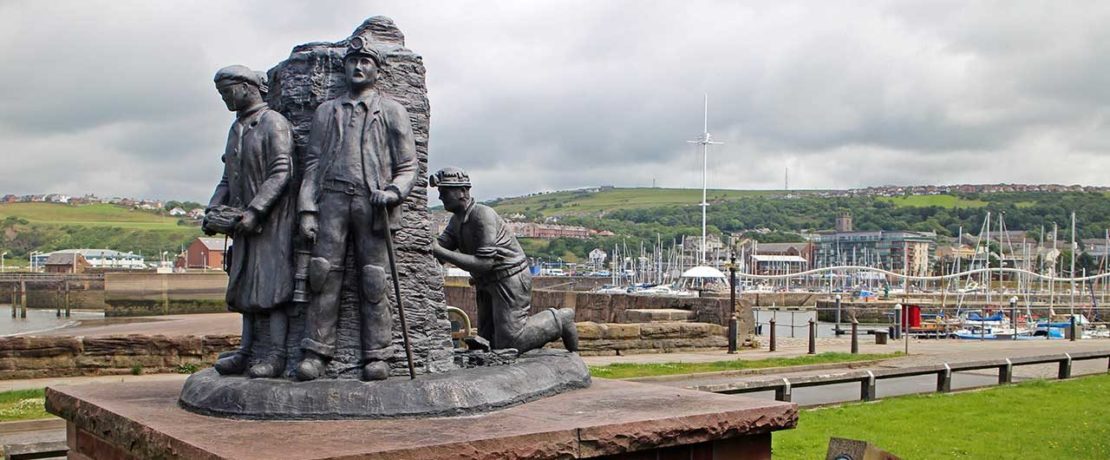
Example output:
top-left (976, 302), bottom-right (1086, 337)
top-left (178, 349), bottom-right (590, 419)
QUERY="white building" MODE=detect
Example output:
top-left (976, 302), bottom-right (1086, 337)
top-left (32, 249), bottom-right (146, 270)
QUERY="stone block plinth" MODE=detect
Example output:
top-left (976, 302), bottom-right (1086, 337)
top-left (46, 378), bottom-right (797, 459)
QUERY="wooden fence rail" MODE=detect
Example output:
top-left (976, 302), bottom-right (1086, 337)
top-left (696, 351), bottom-right (1110, 403)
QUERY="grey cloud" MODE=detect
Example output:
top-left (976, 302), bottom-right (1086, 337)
top-left (3, 0), bottom-right (1110, 202)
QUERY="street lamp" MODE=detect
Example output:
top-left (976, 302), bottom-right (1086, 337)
top-left (0, 251), bottom-right (7, 273)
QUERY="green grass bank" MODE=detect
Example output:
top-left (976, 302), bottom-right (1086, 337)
top-left (774, 373), bottom-right (1110, 459)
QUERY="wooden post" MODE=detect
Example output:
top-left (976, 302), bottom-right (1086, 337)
top-left (63, 278), bottom-right (71, 318)
top-left (807, 319), bottom-right (816, 355)
top-left (936, 363), bottom-right (952, 393)
top-left (19, 278), bottom-right (26, 318)
top-left (850, 319), bottom-right (859, 354)
top-left (999, 358), bottom-right (1013, 384)
top-left (768, 315), bottom-right (777, 351)
top-left (774, 378), bottom-right (792, 402)
top-left (860, 371), bottom-right (877, 401)
top-left (1058, 353), bottom-right (1072, 379)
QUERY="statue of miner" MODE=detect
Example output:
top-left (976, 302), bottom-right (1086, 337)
top-left (430, 167), bottom-right (579, 354)
top-left (204, 65), bottom-right (297, 379)
top-left (296, 35), bottom-right (418, 381)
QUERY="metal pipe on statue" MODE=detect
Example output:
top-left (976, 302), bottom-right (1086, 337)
top-left (381, 207), bottom-right (416, 380)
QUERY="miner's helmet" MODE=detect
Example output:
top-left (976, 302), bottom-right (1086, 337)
top-left (430, 167), bottom-right (472, 188)
top-left (345, 34), bottom-right (384, 66)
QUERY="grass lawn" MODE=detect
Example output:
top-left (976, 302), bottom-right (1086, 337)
top-left (774, 374), bottom-right (1110, 459)
top-left (0, 388), bottom-right (49, 422)
top-left (588, 352), bottom-right (900, 379)
top-left (0, 203), bottom-right (183, 230)
top-left (878, 195), bottom-right (988, 209)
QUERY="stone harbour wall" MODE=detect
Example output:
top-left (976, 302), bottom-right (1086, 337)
top-left (559, 321), bottom-right (729, 356)
top-left (0, 335), bottom-right (239, 380)
top-left (103, 272), bottom-right (228, 316)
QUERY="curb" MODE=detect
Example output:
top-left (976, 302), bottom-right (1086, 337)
top-left (0, 418), bottom-right (63, 434)
top-left (623, 359), bottom-right (890, 383)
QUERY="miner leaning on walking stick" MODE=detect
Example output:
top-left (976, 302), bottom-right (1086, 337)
top-left (294, 35), bottom-right (418, 382)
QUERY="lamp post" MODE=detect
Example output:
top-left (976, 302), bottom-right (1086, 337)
top-left (835, 293), bottom-right (842, 335)
top-left (726, 253), bottom-right (737, 354)
top-left (0, 251), bottom-right (7, 273)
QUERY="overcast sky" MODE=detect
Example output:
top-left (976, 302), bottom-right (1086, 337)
top-left (2, 0), bottom-right (1109, 202)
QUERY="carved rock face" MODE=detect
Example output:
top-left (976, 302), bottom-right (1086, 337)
top-left (262, 16), bottom-right (454, 377)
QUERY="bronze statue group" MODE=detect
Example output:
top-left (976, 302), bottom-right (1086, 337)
top-left (203, 35), bottom-right (577, 382)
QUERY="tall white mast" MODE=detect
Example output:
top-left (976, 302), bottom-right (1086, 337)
top-left (1070, 211), bottom-right (1076, 316)
top-left (687, 94), bottom-right (723, 265)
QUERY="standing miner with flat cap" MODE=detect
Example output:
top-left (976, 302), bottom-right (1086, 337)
top-left (204, 65), bottom-right (297, 379)
top-left (431, 167), bottom-right (579, 354)
top-left (296, 35), bottom-right (418, 381)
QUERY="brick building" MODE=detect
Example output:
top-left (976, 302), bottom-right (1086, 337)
top-left (178, 237), bottom-right (231, 270)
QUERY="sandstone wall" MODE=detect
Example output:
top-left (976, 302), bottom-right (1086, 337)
top-left (0, 335), bottom-right (238, 380)
top-left (103, 272), bottom-right (228, 316)
top-left (445, 284), bottom-right (756, 337)
top-left (561, 322), bottom-right (728, 356)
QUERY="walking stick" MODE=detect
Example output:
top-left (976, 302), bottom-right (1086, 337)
top-left (381, 206), bottom-right (417, 379)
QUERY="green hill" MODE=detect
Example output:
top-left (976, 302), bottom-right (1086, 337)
top-left (488, 187), bottom-right (804, 217)
top-left (0, 203), bottom-right (201, 260)
top-left (0, 203), bottom-right (184, 229)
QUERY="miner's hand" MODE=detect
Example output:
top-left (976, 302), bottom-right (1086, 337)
top-left (370, 189), bottom-right (401, 207)
top-left (300, 213), bottom-right (318, 241)
top-left (235, 209), bottom-right (260, 235)
top-left (201, 214), bottom-right (217, 236)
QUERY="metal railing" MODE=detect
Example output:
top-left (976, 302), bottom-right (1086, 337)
top-left (694, 351), bottom-right (1110, 403)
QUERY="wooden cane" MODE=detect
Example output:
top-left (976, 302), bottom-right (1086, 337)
top-left (381, 206), bottom-right (417, 379)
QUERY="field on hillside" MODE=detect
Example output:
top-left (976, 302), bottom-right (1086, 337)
top-left (877, 194), bottom-right (988, 208)
top-left (0, 203), bottom-right (183, 229)
top-left (489, 187), bottom-right (802, 216)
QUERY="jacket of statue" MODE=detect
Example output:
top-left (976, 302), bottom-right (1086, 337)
top-left (438, 201), bottom-right (529, 287)
top-left (297, 91), bottom-right (418, 231)
top-left (207, 103), bottom-right (297, 312)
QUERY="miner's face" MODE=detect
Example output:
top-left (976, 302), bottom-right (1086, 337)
top-left (216, 82), bottom-right (249, 112)
top-left (345, 55), bottom-right (379, 88)
top-left (439, 187), bottom-right (470, 213)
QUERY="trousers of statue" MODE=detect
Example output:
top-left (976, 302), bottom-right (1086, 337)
top-left (475, 271), bottom-right (561, 353)
top-left (302, 190), bottom-right (394, 362)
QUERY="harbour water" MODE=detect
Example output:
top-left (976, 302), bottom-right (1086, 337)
top-left (0, 305), bottom-right (103, 336)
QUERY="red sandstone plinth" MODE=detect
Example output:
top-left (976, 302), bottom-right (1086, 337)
top-left (46, 378), bottom-right (797, 459)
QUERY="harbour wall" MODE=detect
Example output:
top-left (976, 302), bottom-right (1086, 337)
top-left (103, 272), bottom-right (228, 316)
top-left (0, 334), bottom-right (238, 380)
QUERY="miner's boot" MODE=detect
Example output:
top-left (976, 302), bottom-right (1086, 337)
top-left (296, 258), bottom-right (341, 381)
top-left (215, 313), bottom-right (254, 375)
top-left (213, 350), bottom-right (250, 375)
top-left (249, 309), bottom-right (289, 378)
top-left (555, 307), bottom-right (579, 352)
top-left (360, 264), bottom-right (395, 381)
top-left (295, 350), bottom-right (327, 381)
top-left (248, 352), bottom-right (286, 379)
top-left (506, 308), bottom-right (566, 355)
